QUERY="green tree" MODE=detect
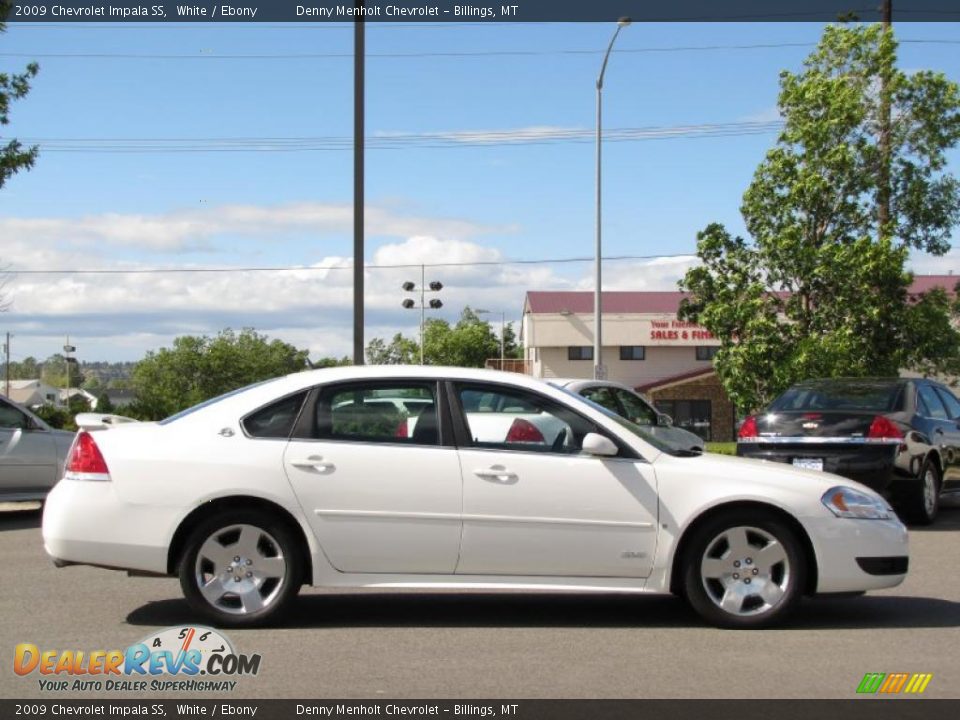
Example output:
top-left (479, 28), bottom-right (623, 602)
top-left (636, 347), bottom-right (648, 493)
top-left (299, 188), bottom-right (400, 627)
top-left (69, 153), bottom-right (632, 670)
top-left (129, 328), bottom-right (309, 420)
top-left (96, 392), bottom-right (116, 414)
top-left (1, 2), bottom-right (39, 311)
top-left (424, 308), bottom-right (500, 367)
top-left (312, 355), bottom-right (352, 368)
top-left (1, 1), bottom-right (39, 191)
top-left (366, 333), bottom-right (420, 365)
top-left (679, 23), bottom-right (960, 413)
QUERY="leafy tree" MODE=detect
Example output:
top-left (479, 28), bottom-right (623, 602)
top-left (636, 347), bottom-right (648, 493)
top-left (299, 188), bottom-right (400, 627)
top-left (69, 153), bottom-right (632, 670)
top-left (0, 2), bottom-right (38, 191)
top-left (1, 2), bottom-right (39, 311)
top-left (9, 355), bottom-right (39, 379)
top-left (312, 355), bottom-right (352, 368)
top-left (679, 24), bottom-right (960, 412)
top-left (96, 392), bottom-right (116, 414)
top-left (424, 308), bottom-right (501, 367)
top-left (33, 404), bottom-right (72, 431)
top-left (129, 328), bottom-right (309, 420)
top-left (366, 333), bottom-right (419, 365)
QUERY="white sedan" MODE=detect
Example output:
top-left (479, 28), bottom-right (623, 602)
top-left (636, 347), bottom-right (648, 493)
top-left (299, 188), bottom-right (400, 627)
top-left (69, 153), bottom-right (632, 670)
top-left (42, 366), bottom-right (908, 629)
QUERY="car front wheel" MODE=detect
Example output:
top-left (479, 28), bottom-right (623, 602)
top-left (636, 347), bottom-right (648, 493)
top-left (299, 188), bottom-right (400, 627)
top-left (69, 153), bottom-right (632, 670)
top-left (682, 511), bottom-right (806, 629)
top-left (179, 510), bottom-right (302, 627)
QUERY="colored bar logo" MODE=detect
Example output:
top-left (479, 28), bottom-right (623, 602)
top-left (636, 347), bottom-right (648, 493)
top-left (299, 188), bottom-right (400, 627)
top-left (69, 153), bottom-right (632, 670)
top-left (857, 673), bottom-right (933, 695)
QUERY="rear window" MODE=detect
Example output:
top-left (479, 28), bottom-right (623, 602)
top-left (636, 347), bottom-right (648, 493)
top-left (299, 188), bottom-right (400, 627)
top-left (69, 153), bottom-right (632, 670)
top-left (769, 382), bottom-right (904, 413)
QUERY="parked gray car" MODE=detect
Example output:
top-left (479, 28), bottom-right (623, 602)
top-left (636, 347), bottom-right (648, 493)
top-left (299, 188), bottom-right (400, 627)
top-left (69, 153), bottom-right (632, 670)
top-left (0, 396), bottom-right (74, 501)
top-left (551, 378), bottom-right (705, 453)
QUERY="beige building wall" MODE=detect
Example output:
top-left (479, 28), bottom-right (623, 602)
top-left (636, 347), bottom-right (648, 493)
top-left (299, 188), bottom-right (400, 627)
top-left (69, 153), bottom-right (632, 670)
top-left (522, 309), bottom-right (719, 388)
top-left (533, 345), bottom-right (714, 387)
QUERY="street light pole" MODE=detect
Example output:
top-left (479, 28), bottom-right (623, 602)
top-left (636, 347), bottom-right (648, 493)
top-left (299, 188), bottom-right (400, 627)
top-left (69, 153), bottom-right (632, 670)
top-left (402, 273), bottom-right (443, 365)
top-left (594, 17), bottom-right (631, 381)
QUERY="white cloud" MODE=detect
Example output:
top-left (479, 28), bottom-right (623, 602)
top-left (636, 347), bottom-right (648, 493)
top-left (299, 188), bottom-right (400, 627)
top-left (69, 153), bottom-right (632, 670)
top-left (0, 202), bottom-right (504, 254)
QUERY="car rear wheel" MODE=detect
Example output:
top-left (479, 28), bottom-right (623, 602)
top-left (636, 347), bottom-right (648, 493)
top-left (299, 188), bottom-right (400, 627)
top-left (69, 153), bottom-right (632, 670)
top-left (896, 459), bottom-right (940, 526)
top-left (179, 509), bottom-right (302, 627)
top-left (682, 511), bottom-right (806, 629)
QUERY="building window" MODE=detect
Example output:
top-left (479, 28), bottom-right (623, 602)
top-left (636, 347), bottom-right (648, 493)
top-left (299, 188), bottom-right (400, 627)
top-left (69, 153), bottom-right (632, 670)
top-left (619, 346), bottom-right (646, 361)
top-left (567, 346), bottom-right (594, 361)
top-left (696, 346), bottom-right (719, 361)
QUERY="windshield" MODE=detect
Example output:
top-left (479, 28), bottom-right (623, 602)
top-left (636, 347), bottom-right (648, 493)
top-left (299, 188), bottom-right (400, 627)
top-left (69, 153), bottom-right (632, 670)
top-left (553, 385), bottom-right (697, 457)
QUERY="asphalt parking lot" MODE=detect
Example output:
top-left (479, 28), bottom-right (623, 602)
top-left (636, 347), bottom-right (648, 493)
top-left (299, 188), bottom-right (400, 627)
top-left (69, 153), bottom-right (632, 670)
top-left (2, 501), bottom-right (958, 700)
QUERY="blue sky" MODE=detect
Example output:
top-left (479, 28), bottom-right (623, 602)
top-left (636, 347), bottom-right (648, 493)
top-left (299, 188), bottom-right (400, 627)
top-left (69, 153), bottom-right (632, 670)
top-left (1, 20), bottom-right (959, 362)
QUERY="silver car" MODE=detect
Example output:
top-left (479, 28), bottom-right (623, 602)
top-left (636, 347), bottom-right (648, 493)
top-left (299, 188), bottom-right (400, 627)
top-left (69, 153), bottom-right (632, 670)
top-left (0, 396), bottom-right (74, 501)
top-left (551, 378), bottom-right (705, 453)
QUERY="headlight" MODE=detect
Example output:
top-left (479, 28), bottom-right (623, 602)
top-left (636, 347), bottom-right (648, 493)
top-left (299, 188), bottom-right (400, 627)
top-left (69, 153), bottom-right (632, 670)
top-left (821, 486), bottom-right (892, 520)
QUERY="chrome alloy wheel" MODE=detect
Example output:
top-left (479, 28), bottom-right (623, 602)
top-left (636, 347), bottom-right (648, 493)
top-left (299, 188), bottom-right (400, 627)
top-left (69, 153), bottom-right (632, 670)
top-left (699, 525), bottom-right (792, 617)
top-left (193, 523), bottom-right (287, 616)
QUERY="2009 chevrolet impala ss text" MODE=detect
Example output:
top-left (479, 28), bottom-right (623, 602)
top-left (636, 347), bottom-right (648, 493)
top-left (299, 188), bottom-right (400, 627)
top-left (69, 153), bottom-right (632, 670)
top-left (42, 367), bottom-right (908, 629)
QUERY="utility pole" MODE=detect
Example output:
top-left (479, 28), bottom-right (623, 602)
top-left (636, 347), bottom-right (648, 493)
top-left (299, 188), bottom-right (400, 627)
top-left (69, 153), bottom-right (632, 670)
top-left (877, 0), bottom-right (893, 238)
top-left (352, 4), bottom-right (366, 365)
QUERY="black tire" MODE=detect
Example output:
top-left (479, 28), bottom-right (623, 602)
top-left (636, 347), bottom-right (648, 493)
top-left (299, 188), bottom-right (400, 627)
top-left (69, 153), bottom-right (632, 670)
top-left (178, 509), bottom-right (303, 628)
top-left (681, 510), bottom-right (807, 629)
top-left (895, 458), bottom-right (940, 526)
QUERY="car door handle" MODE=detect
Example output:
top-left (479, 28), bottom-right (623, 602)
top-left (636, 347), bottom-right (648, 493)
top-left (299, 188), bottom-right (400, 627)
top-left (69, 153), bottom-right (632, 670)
top-left (289, 456), bottom-right (335, 473)
top-left (473, 466), bottom-right (518, 483)
top-left (935, 427), bottom-right (945, 436)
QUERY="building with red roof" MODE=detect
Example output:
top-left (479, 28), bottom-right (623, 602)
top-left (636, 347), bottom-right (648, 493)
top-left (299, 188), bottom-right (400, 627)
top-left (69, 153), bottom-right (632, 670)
top-left (519, 275), bottom-right (957, 442)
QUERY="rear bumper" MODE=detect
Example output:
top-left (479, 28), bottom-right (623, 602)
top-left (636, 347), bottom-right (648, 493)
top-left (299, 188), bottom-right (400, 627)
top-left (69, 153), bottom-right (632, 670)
top-left (737, 443), bottom-right (903, 491)
top-left (42, 478), bottom-right (174, 575)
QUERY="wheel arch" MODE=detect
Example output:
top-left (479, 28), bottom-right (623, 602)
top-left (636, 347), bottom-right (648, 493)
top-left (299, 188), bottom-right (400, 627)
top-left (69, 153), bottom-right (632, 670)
top-left (167, 495), bottom-right (314, 583)
top-left (668, 500), bottom-right (819, 597)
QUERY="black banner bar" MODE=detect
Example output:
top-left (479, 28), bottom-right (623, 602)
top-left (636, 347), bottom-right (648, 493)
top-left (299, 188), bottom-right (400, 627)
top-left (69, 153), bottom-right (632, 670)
top-left (2, 700), bottom-right (959, 720)
top-left (2, 0), bottom-right (960, 23)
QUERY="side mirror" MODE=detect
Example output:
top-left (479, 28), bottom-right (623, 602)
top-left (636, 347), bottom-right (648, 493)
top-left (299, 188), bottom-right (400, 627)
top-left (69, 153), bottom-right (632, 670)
top-left (582, 432), bottom-right (618, 457)
top-left (657, 413), bottom-right (673, 427)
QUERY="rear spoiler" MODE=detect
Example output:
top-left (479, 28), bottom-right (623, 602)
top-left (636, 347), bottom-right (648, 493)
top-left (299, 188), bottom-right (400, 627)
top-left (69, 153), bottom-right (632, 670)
top-left (74, 413), bottom-right (139, 431)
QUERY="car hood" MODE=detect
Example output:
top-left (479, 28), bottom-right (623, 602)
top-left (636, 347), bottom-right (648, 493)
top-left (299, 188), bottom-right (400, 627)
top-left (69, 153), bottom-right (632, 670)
top-left (657, 449), bottom-right (886, 500)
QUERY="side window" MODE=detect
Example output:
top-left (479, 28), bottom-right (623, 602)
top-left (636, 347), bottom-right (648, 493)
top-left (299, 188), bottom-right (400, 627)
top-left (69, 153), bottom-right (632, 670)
top-left (917, 384), bottom-right (948, 420)
top-left (934, 386), bottom-right (960, 420)
top-left (0, 400), bottom-right (28, 430)
top-left (315, 383), bottom-right (440, 446)
top-left (242, 391), bottom-right (308, 439)
top-left (457, 384), bottom-right (602, 455)
top-left (580, 387), bottom-right (620, 414)
top-left (614, 389), bottom-right (658, 426)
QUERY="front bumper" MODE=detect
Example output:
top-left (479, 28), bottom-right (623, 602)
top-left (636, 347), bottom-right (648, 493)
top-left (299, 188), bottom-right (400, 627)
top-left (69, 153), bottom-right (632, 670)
top-left (804, 515), bottom-right (909, 593)
top-left (42, 478), bottom-right (176, 575)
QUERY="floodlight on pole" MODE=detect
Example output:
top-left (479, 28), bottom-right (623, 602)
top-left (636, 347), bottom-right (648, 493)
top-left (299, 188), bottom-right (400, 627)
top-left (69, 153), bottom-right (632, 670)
top-left (401, 265), bottom-right (444, 365)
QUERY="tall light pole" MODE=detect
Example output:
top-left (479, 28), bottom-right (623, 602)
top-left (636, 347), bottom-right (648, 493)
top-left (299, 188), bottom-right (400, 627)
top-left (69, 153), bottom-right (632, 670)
top-left (594, 17), bottom-right (631, 381)
top-left (402, 266), bottom-right (443, 365)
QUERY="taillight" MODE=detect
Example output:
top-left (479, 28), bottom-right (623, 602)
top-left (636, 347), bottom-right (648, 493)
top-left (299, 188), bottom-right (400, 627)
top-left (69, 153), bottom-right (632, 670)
top-left (64, 431), bottom-right (111, 481)
top-left (395, 419), bottom-right (409, 438)
top-left (505, 418), bottom-right (545, 443)
top-left (867, 416), bottom-right (903, 441)
top-left (738, 416), bottom-right (759, 440)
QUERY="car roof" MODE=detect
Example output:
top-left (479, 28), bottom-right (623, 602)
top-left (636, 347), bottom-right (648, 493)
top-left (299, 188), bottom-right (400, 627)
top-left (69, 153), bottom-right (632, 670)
top-left (789, 377), bottom-right (906, 389)
top-left (552, 378), bottom-right (635, 392)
